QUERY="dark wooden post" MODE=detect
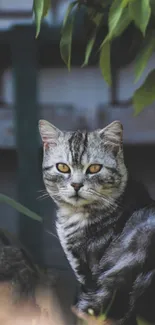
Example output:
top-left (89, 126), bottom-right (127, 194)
top-left (10, 26), bottom-right (43, 264)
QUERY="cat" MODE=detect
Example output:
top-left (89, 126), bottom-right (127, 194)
top-left (39, 119), bottom-right (155, 325)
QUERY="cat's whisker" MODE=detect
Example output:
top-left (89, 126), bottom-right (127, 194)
top-left (89, 189), bottom-right (116, 206)
top-left (89, 188), bottom-right (127, 211)
top-left (105, 195), bottom-right (127, 211)
top-left (37, 193), bottom-right (49, 200)
top-left (44, 228), bottom-right (59, 240)
top-left (37, 189), bottom-right (46, 193)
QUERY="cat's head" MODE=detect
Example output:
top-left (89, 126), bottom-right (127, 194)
top-left (39, 120), bottom-right (127, 209)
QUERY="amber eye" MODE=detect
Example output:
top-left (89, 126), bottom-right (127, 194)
top-left (56, 163), bottom-right (70, 173)
top-left (86, 164), bottom-right (102, 174)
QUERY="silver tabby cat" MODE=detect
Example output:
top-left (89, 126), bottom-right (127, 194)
top-left (39, 121), bottom-right (126, 294)
top-left (39, 119), bottom-right (155, 324)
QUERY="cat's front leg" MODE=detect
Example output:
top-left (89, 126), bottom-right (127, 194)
top-left (94, 252), bottom-right (143, 323)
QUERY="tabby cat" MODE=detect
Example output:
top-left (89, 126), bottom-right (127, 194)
top-left (39, 119), bottom-right (155, 325)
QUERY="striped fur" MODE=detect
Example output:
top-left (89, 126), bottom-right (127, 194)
top-left (39, 120), bottom-right (155, 324)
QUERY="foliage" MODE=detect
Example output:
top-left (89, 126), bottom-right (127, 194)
top-left (33, 0), bottom-right (51, 37)
top-left (133, 69), bottom-right (155, 115)
top-left (33, 0), bottom-right (155, 115)
top-left (0, 194), bottom-right (42, 222)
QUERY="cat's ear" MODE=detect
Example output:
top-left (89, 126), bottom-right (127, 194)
top-left (38, 119), bottom-right (61, 148)
top-left (98, 121), bottom-right (123, 155)
top-left (99, 121), bottom-right (123, 144)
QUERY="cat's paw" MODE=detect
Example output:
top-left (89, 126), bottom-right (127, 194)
top-left (74, 291), bottom-right (105, 316)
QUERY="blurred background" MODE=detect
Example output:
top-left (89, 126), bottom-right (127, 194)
top-left (0, 0), bottom-right (155, 323)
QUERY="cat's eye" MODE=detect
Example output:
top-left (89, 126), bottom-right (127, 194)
top-left (56, 163), bottom-right (70, 173)
top-left (86, 164), bottom-right (102, 174)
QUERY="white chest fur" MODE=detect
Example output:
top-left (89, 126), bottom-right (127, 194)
top-left (56, 208), bottom-right (89, 284)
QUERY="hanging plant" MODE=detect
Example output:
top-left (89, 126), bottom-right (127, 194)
top-left (33, 0), bottom-right (155, 115)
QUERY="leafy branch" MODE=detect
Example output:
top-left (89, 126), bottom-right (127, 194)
top-left (33, 0), bottom-right (155, 115)
top-left (0, 194), bottom-right (42, 222)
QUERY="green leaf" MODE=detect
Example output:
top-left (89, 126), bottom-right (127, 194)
top-left (99, 41), bottom-right (111, 85)
top-left (33, 0), bottom-right (51, 38)
top-left (101, 0), bottom-right (131, 45)
top-left (134, 32), bottom-right (155, 83)
top-left (108, 0), bottom-right (131, 39)
top-left (82, 13), bottom-right (103, 67)
top-left (60, 2), bottom-right (77, 70)
top-left (121, 0), bottom-right (130, 8)
top-left (60, 18), bottom-right (74, 70)
top-left (82, 32), bottom-right (96, 67)
top-left (0, 194), bottom-right (42, 222)
top-left (108, 0), bottom-right (124, 37)
top-left (33, 0), bottom-right (44, 38)
top-left (113, 7), bottom-right (131, 37)
top-left (133, 69), bottom-right (155, 115)
top-left (129, 0), bottom-right (151, 36)
top-left (42, 0), bottom-right (51, 17)
top-left (62, 1), bottom-right (77, 27)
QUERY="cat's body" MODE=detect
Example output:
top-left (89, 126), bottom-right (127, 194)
top-left (39, 120), bottom-right (155, 324)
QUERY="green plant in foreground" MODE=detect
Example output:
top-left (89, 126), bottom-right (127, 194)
top-left (0, 194), bottom-right (42, 222)
top-left (33, 0), bottom-right (155, 115)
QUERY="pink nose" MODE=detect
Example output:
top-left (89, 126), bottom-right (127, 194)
top-left (71, 183), bottom-right (84, 192)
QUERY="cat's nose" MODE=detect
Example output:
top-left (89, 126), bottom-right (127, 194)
top-left (71, 182), bottom-right (84, 192)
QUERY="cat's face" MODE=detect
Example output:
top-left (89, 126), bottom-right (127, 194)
top-left (39, 120), bottom-right (127, 208)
